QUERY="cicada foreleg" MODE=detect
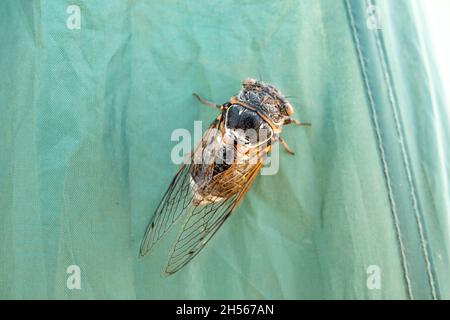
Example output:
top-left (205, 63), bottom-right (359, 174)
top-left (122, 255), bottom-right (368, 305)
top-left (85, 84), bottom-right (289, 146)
top-left (284, 118), bottom-right (312, 127)
top-left (192, 93), bottom-right (222, 110)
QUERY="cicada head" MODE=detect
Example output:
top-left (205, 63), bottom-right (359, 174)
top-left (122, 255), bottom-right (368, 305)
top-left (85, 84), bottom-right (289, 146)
top-left (237, 78), bottom-right (295, 129)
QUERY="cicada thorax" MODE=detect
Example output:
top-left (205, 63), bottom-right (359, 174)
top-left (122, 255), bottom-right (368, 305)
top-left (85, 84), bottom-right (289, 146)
top-left (190, 104), bottom-right (274, 206)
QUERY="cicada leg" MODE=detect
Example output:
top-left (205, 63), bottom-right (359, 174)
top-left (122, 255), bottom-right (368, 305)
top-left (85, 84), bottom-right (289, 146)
top-left (284, 118), bottom-right (312, 127)
top-left (192, 93), bottom-right (222, 110)
top-left (279, 136), bottom-right (296, 156)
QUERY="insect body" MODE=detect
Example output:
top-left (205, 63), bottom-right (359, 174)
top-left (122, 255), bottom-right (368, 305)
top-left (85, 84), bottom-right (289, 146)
top-left (140, 79), bottom-right (309, 275)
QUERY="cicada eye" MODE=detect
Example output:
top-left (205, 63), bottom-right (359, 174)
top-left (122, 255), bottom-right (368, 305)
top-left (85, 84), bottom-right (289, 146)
top-left (243, 78), bottom-right (257, 86)
top-left (285, 103), bottom-right (294, 116)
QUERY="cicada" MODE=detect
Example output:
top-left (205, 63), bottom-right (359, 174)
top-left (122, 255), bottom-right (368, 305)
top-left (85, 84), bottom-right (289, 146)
top-left (139, 79), bottom-right (310, 275)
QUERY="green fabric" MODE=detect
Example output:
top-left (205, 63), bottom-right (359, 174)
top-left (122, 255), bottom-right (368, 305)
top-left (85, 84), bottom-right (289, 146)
top-left (0, 0), bottom-right (449, 299)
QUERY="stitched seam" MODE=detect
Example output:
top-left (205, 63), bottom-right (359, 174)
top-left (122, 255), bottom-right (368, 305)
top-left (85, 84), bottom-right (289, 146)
top-left (344, 0), bottom-right (414, 299)
top-left (366, 0), bottom-right (437, 300)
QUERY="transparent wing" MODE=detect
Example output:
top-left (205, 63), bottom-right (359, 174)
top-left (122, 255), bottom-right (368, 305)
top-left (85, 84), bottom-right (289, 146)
top-left (139, 118), bottom-right (221, 257)
top-left (140, 112), bottom-right (268, 275)
top-left (163, 158), bottom-right (264, 275)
